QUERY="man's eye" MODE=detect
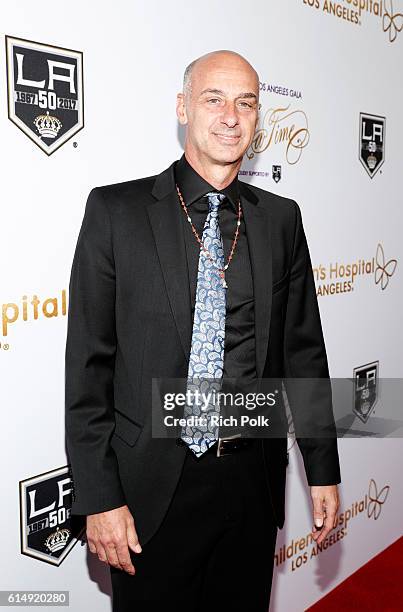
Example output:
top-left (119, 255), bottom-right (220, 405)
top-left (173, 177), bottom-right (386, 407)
top-left (239, 101), bottom-right (253, 108)
top-left (208, 98), bottom-right (220, 103)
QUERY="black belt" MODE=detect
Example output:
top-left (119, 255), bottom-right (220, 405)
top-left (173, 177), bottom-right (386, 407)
top-left (176, 434), bottom-right (255, 457)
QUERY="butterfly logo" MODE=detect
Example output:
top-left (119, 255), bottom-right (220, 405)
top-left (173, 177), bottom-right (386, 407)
top-left (383, 0), bottom-right (403, 43)
top-left (374, 243), bottom-right (397, 290)
top-left (367, 478), bottom-right (390, 520)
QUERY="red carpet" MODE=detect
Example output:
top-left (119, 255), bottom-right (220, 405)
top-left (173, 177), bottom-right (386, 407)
top-left (306, 537), bottom-right (403, 611)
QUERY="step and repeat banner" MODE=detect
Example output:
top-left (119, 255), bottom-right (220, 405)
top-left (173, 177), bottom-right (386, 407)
top-left (1, 1), bottom-right (402, 610)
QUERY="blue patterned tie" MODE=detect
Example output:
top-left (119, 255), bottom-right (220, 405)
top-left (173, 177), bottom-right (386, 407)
top-left (181, 192), bottom-right (227, 457)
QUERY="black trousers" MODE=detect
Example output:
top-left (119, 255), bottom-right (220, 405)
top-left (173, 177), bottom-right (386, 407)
top-left (110, 440), bottom-right (278, 612)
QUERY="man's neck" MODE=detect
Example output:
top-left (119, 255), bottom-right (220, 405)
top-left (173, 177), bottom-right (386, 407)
top-left (184, 150), bottom-right (241, 190)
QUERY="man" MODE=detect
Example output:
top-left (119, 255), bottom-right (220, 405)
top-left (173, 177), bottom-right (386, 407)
top-left (65, 50), bottom-right (341, 611)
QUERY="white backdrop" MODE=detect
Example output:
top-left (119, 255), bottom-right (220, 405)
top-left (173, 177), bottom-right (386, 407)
top-left (1, 1), bottom-right (402, 610)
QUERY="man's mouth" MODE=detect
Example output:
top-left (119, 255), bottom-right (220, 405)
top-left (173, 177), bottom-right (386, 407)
top-left (213, 133), bottom-right (242, 143)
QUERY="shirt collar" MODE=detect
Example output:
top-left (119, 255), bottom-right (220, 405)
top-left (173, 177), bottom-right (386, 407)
top-left (174, 153), bottom-right (240, 212)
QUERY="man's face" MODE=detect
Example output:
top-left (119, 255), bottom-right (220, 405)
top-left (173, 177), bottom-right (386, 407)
top-left (177, 55), bottom-right (259, 166)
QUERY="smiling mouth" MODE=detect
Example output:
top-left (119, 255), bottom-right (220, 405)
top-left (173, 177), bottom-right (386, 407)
top-left (213, 133), bottom-right (241, 143)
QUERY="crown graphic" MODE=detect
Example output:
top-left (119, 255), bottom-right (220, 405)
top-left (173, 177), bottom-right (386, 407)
top-left (44, 527), bottom-right (70, 552)
top-left (33, 111), bottom-right (62, 139)
top-left (367, 154), bottom-right (377, 170)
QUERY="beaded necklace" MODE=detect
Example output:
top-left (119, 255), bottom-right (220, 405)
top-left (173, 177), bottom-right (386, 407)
top-left (176, 184), bottom-right (242, 288)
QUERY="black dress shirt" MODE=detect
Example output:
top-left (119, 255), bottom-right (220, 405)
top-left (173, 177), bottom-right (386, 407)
top-left (174, 153), bottom-right (257, 384)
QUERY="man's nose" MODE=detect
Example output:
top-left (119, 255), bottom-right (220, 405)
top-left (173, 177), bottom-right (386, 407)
top-left (221, 102), bottom-right (239, 127)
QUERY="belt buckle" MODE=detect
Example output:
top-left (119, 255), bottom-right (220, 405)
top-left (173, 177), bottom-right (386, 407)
top-left (216, 433), bottom-right (242, 457)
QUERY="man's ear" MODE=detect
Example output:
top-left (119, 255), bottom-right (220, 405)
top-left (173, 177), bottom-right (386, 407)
top-left (176, 93), bottom-right (188, 125)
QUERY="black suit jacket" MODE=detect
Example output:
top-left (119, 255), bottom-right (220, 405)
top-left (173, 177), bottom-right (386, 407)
top-left (65, 160), bottom-right (341, 546)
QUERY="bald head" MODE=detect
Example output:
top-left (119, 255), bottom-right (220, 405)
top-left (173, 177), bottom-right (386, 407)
top-left (176, 49), bottom-right (260, 173)
top-left (183, 50), bottom-right (259, 103)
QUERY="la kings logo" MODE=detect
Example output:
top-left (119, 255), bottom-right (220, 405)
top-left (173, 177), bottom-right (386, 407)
top-left (272, 165), bottom-right (282, 183)
top-left (359, 113), bottom-right (385, 178)
top-left (353, 361), bottom-right (379, 423)
top-left (20, 466), bottom-right (85, 566)
top-left (6, 36), bottom-right (84, 155)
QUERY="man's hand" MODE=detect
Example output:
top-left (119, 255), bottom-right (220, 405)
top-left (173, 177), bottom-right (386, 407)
top-left (310, 485), bottom-right (339, 545)
top-left (86, 504), bottom-right (142, 575)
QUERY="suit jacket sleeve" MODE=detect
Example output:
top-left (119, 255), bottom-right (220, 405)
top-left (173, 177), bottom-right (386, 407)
top-left (65, 187), bottom-right (127, 515)
top-left (283, 200), bottom-right (341, 486)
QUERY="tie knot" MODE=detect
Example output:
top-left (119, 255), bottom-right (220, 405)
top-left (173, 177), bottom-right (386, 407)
top-left (205, 191), bottom-right (226, 212)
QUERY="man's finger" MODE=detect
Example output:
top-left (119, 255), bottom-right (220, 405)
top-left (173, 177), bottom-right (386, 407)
top-left (116, 542), bottom-right (136, 575)
top-left (95, 542), bottom-right (109, 565)
top-left (312, 495), bottom-right (325, 530)
top-left (316, 516), bottom-right (334, 544)
top-left (87, 539), bottom-right (97, 554)
top-left (127, 521), bottom-right (142, 555)
top-left (103, 541), bottom-right (124, 570)
top-left (333, 512), bottom-right (339, 529)
top-left (315, 504), bottom-right (337, 544)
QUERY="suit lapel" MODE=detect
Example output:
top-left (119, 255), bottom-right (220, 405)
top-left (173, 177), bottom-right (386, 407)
top-left (147, 164), bottom-right (192, 362)
top-left (240, 184), bottom-right (273, 379)
top-left (147, 162), bottom-right (273, 378)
